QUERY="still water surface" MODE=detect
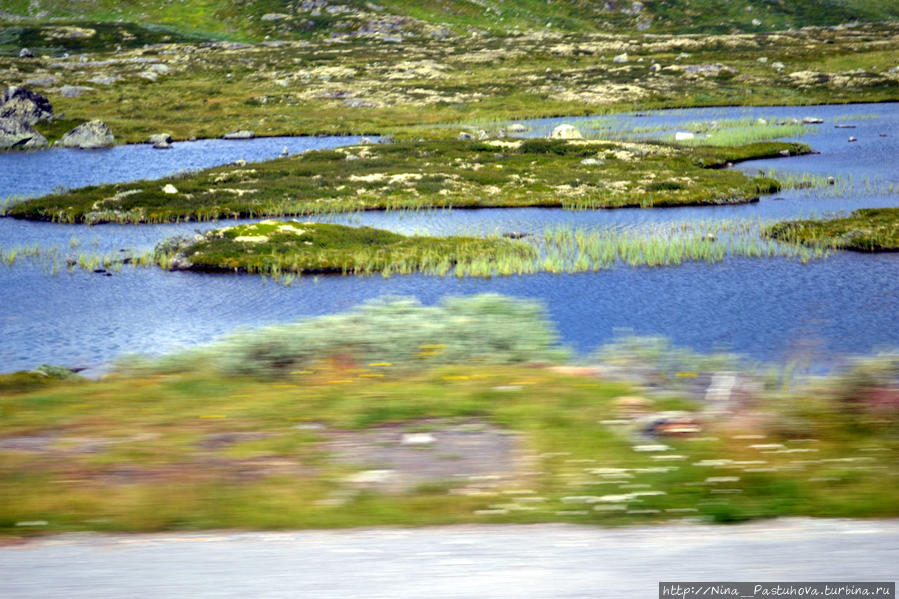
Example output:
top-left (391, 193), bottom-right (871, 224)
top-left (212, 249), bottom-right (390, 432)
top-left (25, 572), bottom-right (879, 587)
top-left (1, 103), bottom-right (896, 373)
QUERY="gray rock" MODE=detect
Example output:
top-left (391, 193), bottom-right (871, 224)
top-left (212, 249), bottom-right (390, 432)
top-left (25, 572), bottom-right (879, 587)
top-left (222, 130), bottom-right (255, 140)
top-left (89, 75), bottom-right (119, 85)
top-left (684, 64), bottom-right (736, 75)
top-left (57, 120), bottom-right (114, 149)
top-left (19, 48), bottom-right (34, 58)
top-left (261, 13), bottom-right (290, 21)
top-left (612, 53), bottom-right (629, 63)
top-left (0, 117), bottom-right (49, 150)
top-left (550, 124), bottom-right (583, 139)
top-left (0, 86), bottom-right (53, 125)
top-left (508, 124), bottom-right (527, 133)
top-left (457, 131), bottom-right (475, 140)
top-left (59, 85), bottom-right (94, 98)
top-left (802, 117), bottom-right (824, 124)
top-left (152, 141), bottom-right (172, 149)
top-left (25, 76), bottom-right (57, 87)
top-left (147, 133), bottom-right (173, 145)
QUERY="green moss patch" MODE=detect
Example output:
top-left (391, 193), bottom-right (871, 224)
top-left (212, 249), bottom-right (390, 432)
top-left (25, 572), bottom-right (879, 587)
top-left (766, 207), bottom-right (899, 252)
top-left (4, 139), bottom-right (803, 223)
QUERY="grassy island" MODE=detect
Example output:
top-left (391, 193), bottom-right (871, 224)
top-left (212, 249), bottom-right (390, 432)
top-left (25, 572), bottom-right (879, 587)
top-left (766, 207), bottom-right (899, 252)
top-left (162, 220), bottom-right (537, 276)
top-left (3, 139), bottom-right (805, 224)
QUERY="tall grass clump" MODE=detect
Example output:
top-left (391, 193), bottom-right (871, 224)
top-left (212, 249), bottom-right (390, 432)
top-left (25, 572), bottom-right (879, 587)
top-left (666, 119), bottom-right (811, 147)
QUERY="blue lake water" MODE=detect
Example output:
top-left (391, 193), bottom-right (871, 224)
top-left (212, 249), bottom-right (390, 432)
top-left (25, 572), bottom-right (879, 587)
top-left (0, 103), bottom-right (896, 373)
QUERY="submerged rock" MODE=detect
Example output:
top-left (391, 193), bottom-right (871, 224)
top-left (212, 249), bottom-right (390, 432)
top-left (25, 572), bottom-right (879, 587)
top-left (549, 124), bottom-right (582, 139)
top-left (0, 86), bottom-right (53, 125)
top-left (0, 117), bottom-right (49, 150)
top-left (223, 129), bottom-right (255, 140)
top-left (56, 120), bottom-right (114, 149)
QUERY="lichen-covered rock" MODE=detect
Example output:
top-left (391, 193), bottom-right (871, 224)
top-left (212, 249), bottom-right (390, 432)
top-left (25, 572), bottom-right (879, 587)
top-left (0, 86), bottom-right (53, 125)
top-left (0, 117), bottom-right (49, 150)
top-left (57, 120), bottom-right (114, 149)
top-left (549, 124), bottom-right (582, 139)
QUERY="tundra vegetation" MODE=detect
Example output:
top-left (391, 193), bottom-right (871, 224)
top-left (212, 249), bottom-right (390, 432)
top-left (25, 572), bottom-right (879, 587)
top-left (0, 20), bottom-right (897, 143)
top-left (2, 139), bottom-right (801, 223)
top-left (162, 220), bottom-right (538, 276)
top-left (0, 296), bottom-right (896, 533)
top-left (766, 207), bottom-right (899, 252)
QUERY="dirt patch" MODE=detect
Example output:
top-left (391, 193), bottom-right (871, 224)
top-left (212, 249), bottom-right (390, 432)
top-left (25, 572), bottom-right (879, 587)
top-left (325, 419), bottom-right (534, 493)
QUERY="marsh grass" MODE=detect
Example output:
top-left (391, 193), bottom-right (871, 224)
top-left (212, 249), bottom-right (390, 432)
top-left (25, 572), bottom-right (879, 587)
top-left (664, 118), bottom-right (813, 147)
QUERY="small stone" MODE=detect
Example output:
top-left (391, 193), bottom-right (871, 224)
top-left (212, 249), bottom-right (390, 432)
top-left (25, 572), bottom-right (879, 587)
top-left (401, 433), bottom-right (435, 446)
top-left (674, 131), bottom-right (694, 141)
top-left (147, 133), bottom-right (172, 145)
top-left (347, 469), bottom-right (395, 484)
top-left (848, 136), bottom-right (857, 142)
top-left (162, 184), bottom-right (178, 194)
top-left (633, 444), bottom-right (670, 452)
top-left (612, 53), bottom-right (628, 63)
top-left (223, 130), bottom-right (255, 140)
top-left (802, 117), bottom-right (824, 124)
top-left (19, 48), bottom-right (34, 58)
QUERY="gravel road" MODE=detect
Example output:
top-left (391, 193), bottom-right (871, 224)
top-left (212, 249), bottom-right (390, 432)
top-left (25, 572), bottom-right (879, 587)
top-left (2, 518), bottom-right (897, 598)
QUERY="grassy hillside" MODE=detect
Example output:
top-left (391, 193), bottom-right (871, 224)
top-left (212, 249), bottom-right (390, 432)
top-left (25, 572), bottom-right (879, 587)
top-left (1, 0), bottom-right (898, 42)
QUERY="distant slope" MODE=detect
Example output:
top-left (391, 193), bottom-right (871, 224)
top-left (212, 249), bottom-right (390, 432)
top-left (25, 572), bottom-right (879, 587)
top-left (2, 0), bottom-right (899, 41)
